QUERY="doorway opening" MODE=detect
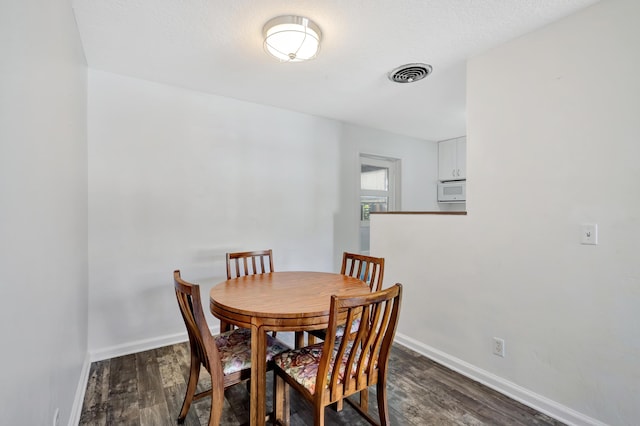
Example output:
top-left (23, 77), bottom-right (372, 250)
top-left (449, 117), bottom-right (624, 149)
top-left (359, 154), bottom-right (400, 254)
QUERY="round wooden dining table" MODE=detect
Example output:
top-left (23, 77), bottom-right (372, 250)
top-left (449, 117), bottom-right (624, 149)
top-left (209, 271), bottom-right (369, 426)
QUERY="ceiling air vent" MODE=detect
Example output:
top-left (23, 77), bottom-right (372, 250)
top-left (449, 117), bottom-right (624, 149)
top-left (388, 63), bottom-right (433, 83)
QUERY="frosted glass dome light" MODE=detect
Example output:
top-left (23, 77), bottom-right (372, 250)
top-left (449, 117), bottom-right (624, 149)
top-left (263, 15), bottom-right (322, 63)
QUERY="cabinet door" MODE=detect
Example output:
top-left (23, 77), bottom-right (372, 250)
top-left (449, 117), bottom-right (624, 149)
top-left (438, 140), bottom-right (457, 181)
top-left (456, 138), bottom-right (466, 179)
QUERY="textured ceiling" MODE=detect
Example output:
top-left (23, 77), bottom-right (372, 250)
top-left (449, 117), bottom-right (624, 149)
top-left (72, 0), bottom-right (599, 141)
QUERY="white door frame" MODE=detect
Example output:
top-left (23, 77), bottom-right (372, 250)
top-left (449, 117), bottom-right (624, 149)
top-left (359, 154), bottom-right (400, 253)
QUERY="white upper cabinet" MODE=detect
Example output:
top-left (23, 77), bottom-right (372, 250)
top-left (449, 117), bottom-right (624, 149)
top-left (438, 137), bottom-right (466, 181)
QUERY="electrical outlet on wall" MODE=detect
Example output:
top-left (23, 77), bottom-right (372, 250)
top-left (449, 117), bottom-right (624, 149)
top-left (493, 337), bottom-right (505, 357)
top-left (581, 223), bottom-right (598, 245)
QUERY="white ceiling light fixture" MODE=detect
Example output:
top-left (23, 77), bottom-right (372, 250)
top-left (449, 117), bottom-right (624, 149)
top-left (263, 15), bottom-right (322, 63)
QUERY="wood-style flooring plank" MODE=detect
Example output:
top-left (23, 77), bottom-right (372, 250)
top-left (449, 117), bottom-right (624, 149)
top-left (163, 383), bottom-right (201, 426)
top-left (139, 402), bottom-right (171, 426)
top-left (155, 344), bottom-right (186, 389)
top-left (105, 394), bottom-right (140, 426)
top-left (108, 353), bottom-right (138, 397)
top-left (136, 347), bottom-right (166, 408)
top-left (78, 359), bottom-right (110, 425)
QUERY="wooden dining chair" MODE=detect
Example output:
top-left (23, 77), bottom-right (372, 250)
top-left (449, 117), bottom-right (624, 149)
top-left (305, 252), bottom-right (386, 410)
top-left (173, 270), bottom-right (289, 426)
top-left (223, 249), bottom-right (281, 337)
top-left (308, 252), bottom-right (385, 343)
top-left (273, 283), bottom-right (403, 426)
top-left (224, 249), bottom-right (293, 341)
top-left (341, 252), bottom-right (385, 292)
top-left (226, 249), bottom-right (274, 279)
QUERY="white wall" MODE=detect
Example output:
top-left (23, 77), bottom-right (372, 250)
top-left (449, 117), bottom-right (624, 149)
top-left (0, 1), bottom-right (88, 425)
top-left (87, 71), bottom-right (439, 355)
top-left (87, 71), bottom-right (339, 352)
top-left (372, 0), bottom-right (640, 425)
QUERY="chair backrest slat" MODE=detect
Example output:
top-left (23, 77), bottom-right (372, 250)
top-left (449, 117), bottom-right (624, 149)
top-left (340, 252), bottom-right (385, 292)
top-left (361, 302), bottom-right (388, 381)
top-left (226, 249), bottom-right (274, 279)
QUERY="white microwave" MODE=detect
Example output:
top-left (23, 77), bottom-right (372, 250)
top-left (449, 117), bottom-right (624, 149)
top-left (438, 181), bottom-right (466, 203)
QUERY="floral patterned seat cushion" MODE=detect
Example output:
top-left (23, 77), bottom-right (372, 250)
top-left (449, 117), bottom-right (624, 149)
top-left (214, 328), bottom-right (290, 375)
top-left (335, 318), bottom-right (360, 337)
top-left (274, 340), bottom-right (371, 395)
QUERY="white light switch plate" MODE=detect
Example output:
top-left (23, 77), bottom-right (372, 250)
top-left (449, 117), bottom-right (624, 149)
top-left (581, 224), bottom-right (598, 245)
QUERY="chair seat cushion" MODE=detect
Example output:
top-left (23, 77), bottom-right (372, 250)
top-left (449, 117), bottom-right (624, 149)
top-left (274, 339), bottom-right (369, 395)
top-left (336, 318), bottom-right (360, 337)
top-left (310, 318), bottom-right (361, 340)
top-left (274, 343), bottom-right (325, 394)
top-left (215, 328), bottom-right (290, 375)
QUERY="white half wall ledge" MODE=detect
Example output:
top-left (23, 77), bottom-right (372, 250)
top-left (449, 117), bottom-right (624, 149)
top-left (394, 333), bottom-right (609, 426)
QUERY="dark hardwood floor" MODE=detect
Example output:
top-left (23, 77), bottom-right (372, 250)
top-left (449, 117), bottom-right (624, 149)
top-left (79, 341), bottom-right (564, 425)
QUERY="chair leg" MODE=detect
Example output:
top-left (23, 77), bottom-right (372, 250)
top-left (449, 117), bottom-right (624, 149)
top-left (376, 379), bottom-right (390, 426)
top-left (207, 383), bottom-right (225, 426)
top-left (274, 373), bottom-right (290, 425)
top-left (359, 388), bottom-right (369, 412)
top-left (314, 402), bottom-right (325, 426)
top-left (178, 353), bottom-right (201, 422)
top-left (295, 331), bottom-right (305, 349)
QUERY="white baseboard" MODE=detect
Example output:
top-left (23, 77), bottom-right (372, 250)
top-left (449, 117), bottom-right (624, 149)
top-left (68, 353), bottom-right (91, 426)
top-left (89, 331), bottom-right (188, 362)
top-left (394, 333), bottom-right (608, 426)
